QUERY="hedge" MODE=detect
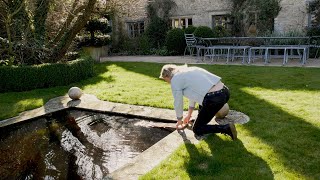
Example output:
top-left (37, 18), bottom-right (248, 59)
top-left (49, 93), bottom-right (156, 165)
top-left (0, 58), bottom-right (94, 92)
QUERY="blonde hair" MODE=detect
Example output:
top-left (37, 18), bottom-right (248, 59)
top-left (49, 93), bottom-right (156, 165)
top-left (159, 64), bottom-right (188, 79)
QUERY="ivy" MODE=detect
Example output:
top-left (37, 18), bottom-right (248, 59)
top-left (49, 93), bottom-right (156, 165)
top-left (308, 0), bottom-right (320, 26)
top-left (230, 0), bottom-right (281, 36)
top-left (145, 0), bottom-right (176, 48)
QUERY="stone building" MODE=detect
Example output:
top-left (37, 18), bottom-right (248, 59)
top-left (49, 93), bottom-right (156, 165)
top-left (112, 0), bottom-right (315, 41)
top-left (274, 0), bottom-right (312, 33)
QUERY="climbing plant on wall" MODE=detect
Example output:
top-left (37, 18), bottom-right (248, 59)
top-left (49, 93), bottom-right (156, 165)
top-left (145, 0), bottom-right (176, 48)
top-left (230, 0), bottom-right (281, 36)
top-left (308, 0), bottom-right (320, 27)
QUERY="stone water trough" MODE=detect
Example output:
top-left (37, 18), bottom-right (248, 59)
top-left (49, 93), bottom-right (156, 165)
top-left (0, 93), bottom-right (249, 179)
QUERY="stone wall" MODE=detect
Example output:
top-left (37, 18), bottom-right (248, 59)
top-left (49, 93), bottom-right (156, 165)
top-left (171, 0), bottom-right (232, 27)
top-left (111, 0), bottom-right (311, 42)
top-left (110, 0), bottom-right (149, 46)
top-left (274, 0), bottom-right (309, 34)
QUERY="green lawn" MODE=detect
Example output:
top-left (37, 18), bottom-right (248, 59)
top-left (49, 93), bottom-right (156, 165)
top-left (1, 62), bottom-right (320, 179)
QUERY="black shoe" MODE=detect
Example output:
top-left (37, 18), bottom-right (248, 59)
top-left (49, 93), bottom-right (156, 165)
top-left (194, 133), bottom-right (209, 141)
top-left (221, 123), bottom-right (237, 140)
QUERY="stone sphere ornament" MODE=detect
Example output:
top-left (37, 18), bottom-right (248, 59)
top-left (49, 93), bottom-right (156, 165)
top-left (215, 103), bottom-right (229, 119)
top-left (68, 87), bottom-right (83, 100)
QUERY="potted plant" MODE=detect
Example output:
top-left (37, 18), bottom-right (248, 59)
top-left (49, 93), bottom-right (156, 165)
top-left (76, 17), bottom-right (112, 62)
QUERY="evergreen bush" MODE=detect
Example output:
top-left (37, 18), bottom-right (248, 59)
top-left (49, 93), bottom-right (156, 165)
top-left (145, 16), bottom-right (169, 48)
top-left (165, 28), bottom-right (186, 55)
top-left (138, 35), bottom-right (152, 55)
top-left (212, 25), bottom-right (230, 37)
top-left (307, 27), bottom-right (320, 58)
top-left (184, 26), bottom-right (197, 34)
top-left (76, 17), bottom-right (112, 47)
top-left (0, 57), bottom-right (94, 92)
top-left (194, 26), bottom-right (214, 38)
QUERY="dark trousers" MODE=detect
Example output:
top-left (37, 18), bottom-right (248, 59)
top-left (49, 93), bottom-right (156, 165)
top-left (192, 86), bottom-right (230, 136)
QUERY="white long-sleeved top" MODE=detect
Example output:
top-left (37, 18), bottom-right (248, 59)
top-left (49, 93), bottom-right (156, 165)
top-left (170, 67), bottom-right (221, 120)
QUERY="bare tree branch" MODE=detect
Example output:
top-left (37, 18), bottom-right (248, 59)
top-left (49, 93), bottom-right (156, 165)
top-left (49, 4), bottom-right (85, 46)
top-left (50, 0), bottom-right (97, 62)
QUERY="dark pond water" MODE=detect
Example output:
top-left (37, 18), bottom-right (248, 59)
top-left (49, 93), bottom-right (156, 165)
top-left (0, 109), bottom-right (173, 179)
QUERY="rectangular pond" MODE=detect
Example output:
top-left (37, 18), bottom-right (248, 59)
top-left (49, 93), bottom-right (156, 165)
top-left (0, 109), bottom-right (174, 179)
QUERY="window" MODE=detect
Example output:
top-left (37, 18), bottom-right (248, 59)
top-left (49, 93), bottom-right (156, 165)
top-left (172, 18), bottom-right (193, 29)
top-left (127, 21), bottom-right (145, 38)
top-left (212, 15), bottom-right (230, 29)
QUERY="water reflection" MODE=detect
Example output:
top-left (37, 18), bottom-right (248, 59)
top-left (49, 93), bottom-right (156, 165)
top-left (0, 110), bottom-right (172, 179)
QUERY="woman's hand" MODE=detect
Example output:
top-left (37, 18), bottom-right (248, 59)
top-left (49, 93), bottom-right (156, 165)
top-left (183, 115), bottom-right (191, 125)
top-left (176, 120), bottom-right (186, 130)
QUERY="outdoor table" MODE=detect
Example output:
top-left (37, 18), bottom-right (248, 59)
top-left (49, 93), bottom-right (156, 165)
top-left (200, 36), bottom-right (310, 46)
top-left (203, 45), bottom-right (251, 64)
top-left (248, 45), bottom-right (309, 65)
top-left (198, 36), bottom-right (311, 65)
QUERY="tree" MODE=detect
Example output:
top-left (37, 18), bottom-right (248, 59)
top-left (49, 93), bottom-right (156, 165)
top-left (230, 0), bottom-right (281, 36)
top-left (0, 0), bottom-right (98, 65)
top-left (145, 0), bottom-right (176, 48)
top-left (50, 0), bottom-right (97, 62)
top-left (309, 0), bottom-right (320, 27)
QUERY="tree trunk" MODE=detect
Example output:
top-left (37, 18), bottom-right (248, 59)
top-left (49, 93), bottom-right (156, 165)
top-left (49, 0), bottom-right (97, 62)
top-left (34, 0), bottom-right (51, 46)
top-left (49, 3), bottom-right (85, 47)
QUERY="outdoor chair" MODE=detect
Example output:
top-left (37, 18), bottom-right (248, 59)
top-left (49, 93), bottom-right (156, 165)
top-left (184, 34), bottom-right (198, 56)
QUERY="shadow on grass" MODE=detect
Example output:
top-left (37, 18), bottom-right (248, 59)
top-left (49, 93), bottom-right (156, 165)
top-left (2, 62), bottom-right (320, 178)
top-left (111, 62), bottom-right (320, 178)
top-left (237, 89), bottom-right (320, 178)
top-left (183, 135), bottom-right (274, 179)
top-left (0, 64), bottom-right (115, 120)
top-left (111, 61), bottom-right (320, 92)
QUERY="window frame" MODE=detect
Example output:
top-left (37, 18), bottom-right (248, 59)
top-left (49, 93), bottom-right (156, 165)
top-left (171, 17), bottom-right (193, 29)
top-left (126, 21), bottom-right (145, 38)
top-left (212, 15), bottom-right (230, 29)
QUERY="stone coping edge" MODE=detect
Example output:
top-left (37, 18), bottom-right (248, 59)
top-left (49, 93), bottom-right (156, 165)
top-left (0, 93), bottom-right (200, 180)
top-left (0, 94), bottom-right (178, 128)
top-left (0, 93), bottom-right (250, 180)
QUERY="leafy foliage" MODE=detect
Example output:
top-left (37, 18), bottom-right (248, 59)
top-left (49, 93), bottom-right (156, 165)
top-left (307, 27), bottom-right (320, 36)
top-left (165, 28), bottom-right (185, 55)
top-left (230, 0), bottom-right (281, 36)
top-left (308, 0), bottom-right (320, 27)
top-left (145, 16), bottom-right (169, 48)
top-left (193, 26), bottom-right (214, 38)
top-left (76, 18), bottom-right (112, 47)
top-left (0, 0), bottom-right (98, 65)
top-left (145, 0), bottom-right (176, 48)
top-left (0, 58), bottom-right (94, 92)
top-left (184, 26), bottom-right (197, 34)
top-left (212, 25), bottom-right (230, 37)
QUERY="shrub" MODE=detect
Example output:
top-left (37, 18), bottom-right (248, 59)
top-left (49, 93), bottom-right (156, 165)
top-left (165, 28), bottom-right (186, 55)
top-left (0, 57), bottom-right (94, 92)
top-left (193, 26), bottom-right (214, 38)
top-left (150, 47), bottom-right (170, 56)
top-left (307, 27), bottom-right (320, 58)
top-left (145, 16), bottom-right (169, 48)
top-left (76, 17), bottom-right (112, 48)
top-left (138, 35), bottom-right (152, 55)
top-left (307, 26), bottom-right (320, 36)
top-left (184, 26), bottom-right (197, 34)
top-left (212, 25), bottom-right (230, 37)
top-left (75, 35), bottom-right (111, 48)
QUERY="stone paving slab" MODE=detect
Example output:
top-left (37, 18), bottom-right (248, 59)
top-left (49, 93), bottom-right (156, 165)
top-left (100, 55), bottom-right (320, 68)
